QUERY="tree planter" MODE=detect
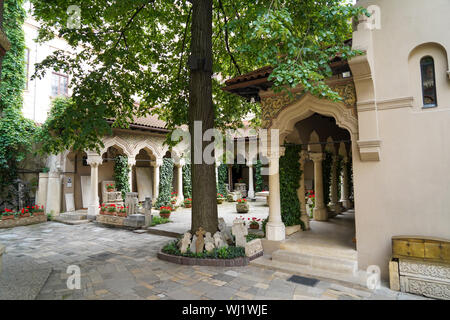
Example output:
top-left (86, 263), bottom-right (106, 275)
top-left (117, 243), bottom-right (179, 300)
top-left (0, 215), bottom-right (47, 229)
top-left (236, 203), bottom-right (249, 213)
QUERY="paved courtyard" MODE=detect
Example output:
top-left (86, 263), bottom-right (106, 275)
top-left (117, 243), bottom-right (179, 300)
top-left (0, 221), bottom-right (425, 300)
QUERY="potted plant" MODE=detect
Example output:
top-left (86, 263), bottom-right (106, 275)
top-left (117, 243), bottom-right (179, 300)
top-left (249, 217), bottom-right (261, 230)
top-left (106, 184), bottom-right (115, 192)
top-left (31, 205), bottom-right (45, 216)
top-left (117, 206), bottom-right (127, 217)
top-left (159, 206), bottom-right (172, 218)
top-left (106, 204), bottom-right (117, 216)
top-left (184, 198), bottom-right (192, 208)
top-left (170, 192), bottom-right (177, 205)
top-left (19, 208), bottom-right (31, 218)
top-left (1, 209), bottom-right (15, 220)
top-left (236, 198), bottom-right (249, 213)
top-left (217, 193), bottom-right (225, 204)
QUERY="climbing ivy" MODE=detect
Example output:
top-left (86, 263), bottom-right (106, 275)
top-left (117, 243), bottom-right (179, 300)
top-left (348, 156), bottom-right (354, 201)
top-left (279, 144), bottom-right (303, 229)
top-left (336, 154), bottom-right (343, 201)
top-left (182, 163), bottom-right (192, 199)
top-left (0, 0), bottom-right (36, 193)
top-left (217, 164), bottom-right (228, 196)
top-left (155, 158), bottom-right (174, 208)
top-left (254, 159), bottom-right (263, 193)
top-left (113, 155), bottom-right (130, 200)
top-left (322, 151), bottom-right (333, 207)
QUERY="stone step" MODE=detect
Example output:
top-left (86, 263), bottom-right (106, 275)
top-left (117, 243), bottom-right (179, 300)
top-left (271, 249), bottom-right (358, 275)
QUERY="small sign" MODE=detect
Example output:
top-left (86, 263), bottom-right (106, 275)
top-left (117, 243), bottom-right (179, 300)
top-left (67, 177), bottom-right (72, 188)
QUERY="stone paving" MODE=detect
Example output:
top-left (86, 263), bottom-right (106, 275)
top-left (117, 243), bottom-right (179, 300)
top-left (0, 222), bottom-right (425, 300)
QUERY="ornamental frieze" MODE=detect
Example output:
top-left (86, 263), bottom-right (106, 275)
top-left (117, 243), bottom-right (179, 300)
top-left (260, 82), bottom-right (357, 129)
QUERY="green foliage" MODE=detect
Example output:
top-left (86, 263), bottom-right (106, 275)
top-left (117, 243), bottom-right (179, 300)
top-left (113, 155), bottom-right (130, 199)
top-left (262, 217), bottom-right (268, 235)
top-left (28, 0), bottom-right (367, 154)
top-left (0, 0), bottom-right (26, 112)
top-left (323, 151), bottom-right (333, 206)
top-left (151, 216), bottom-right (171, 226)
top-left (336, 154), bottom-right (343, 201)
top-left (254, 159), bottom-right (263, 192)
top-left (162, 240), bottom-right (246, 259)
top-left (348, 156), bottom-right (354, 200)
top-left (155, 158), bottom-right (174, 208)
top-left (279, 144), bottom-right (303, 228)
top-left (217, 163), bottom-right (228, 196)
top-left (246, 233), bottom-right (264, 242)
top-left (182, 163), bottom-right (192, 199)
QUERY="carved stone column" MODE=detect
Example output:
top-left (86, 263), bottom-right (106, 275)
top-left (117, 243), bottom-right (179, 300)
top-left (127, 157), bottom-right (136, 192)
top-left (266, 148), bottom-right (285, 241)
top-left (247, 162), bottom-right (255, 199)
top-left (151, 158), bottom-right (163, 202)
top-left (330, 154), bottom-right (342, 214)
top-left (87, 153), bottom-right (103, 218)
top-left (175, 159), bottom-right (185, 206)
top-left (310, 152), bottom-right (328, 221)
top-left (297, 150), bottom-right (310, 230)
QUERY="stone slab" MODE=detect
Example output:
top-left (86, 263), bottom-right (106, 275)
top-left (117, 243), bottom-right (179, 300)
top-left (389, 260), bottom-right (400, 291)
top-left (96, 214), bottom-right (125, 226)
top-left (136, 167), bottom-right (153, 202)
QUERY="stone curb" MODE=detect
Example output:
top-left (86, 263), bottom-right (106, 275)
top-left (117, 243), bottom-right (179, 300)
top-left (157, 250), bottom-right (263, 267)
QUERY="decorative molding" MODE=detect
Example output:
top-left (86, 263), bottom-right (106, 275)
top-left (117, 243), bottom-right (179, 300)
top-left (357, 99), bottom-right (376, 112)
top-left (377, 96), bottom-right (414, 110)
top-left (357, 139), bottom-right (381, 161)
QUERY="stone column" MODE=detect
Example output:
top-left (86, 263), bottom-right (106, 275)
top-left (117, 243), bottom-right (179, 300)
top-left (37, 172), bottom-right (49, 209)
top-left (86, 153), bottom-right (103, 219)
top-left (151, 158), bottom-right (163, 202)
top-left (175, 159), bottom-right (185, 206)
top-left (266, 148), bottom-right (285, 241)
top-left (247, 162), bottom-right (255, 199)
top-left (330, 154), bottom-right (342, 214)
top-left (310, 153), bottom-right (328, 221)
top-left (341, 156), bottom-right (352, 209)
top-left (297, 151), bottom-right (310, 230)
top-left (127, 157), bottom-right (136, 192)
top-left (46, 171), bottom-right (62, 215)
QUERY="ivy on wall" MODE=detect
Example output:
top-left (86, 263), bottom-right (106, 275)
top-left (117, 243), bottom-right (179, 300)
top-left (336, 154), bottom-right (343, 201)
top-left (182, 163), bottom-right (192, 198)
top-left (279, 144), bottom-right (304, 229)
top-left (217, 164), bottom-right (228, 196)
top-left (113, 155), bottom-right (130, 200)
top-left (155, 158), bottom-right (174, 208)
top-left (254, 159), bottom-right (263, 192)
top-left (0, 0), bottom-right (36, 194)
top-left (348, 156), bottom-right (354, 200)
top-left (322, 151), bottom-right (333, 207)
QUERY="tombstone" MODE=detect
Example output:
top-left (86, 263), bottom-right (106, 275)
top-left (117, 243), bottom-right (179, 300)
top-left (195, 227), bottom-right (206, 254)
top-left (245, 239), bottom-right (263, 258)
top-left (179, 232), bottom-right (192, 254)
top-left (125, 192), bottom-right (139, 215)
top-left (191, 235), bottom-right (198, 254)
top-left (144, 197), bottom-right (153, 227)
top-left (204, 232), bottom-right (215, 253)
top-left (218, 218), bottom-right (233, 244)
top-left (232, 219), bottom-right (248, 248)
top-left (213, 231), bottom-right (228, 249)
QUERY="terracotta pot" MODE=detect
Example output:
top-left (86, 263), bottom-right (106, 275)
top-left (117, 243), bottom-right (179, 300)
top-left (19, 213), bottom-right (30, 218)
top-left (184, 204), bottom-right (192, 208)
top-left (236, 203), bottom-right (249, 213)
top-left (249, 224), bottom-right (259, 230)
top-left (1, 215), bottom-right (15, 220)
top-left (160, 212), bottom-right (171, 219)
top-left (117, 212), bottom-right (127, 217)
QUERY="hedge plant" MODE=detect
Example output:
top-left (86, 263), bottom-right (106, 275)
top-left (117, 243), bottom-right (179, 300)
top-left (279, 144), bottom-right (303, 229)
top-left (322, 151), bottom-right (333, 207)
top-left (254, 159), bottom-right (263, 192)
top-left (217, 163), bottom-right (228, 196)
top-left (182, 163), bottom-right (192, 199)
top-left (113, 155), bottom-right (130, 199)
top-left (155, 158), bottom-right (174, 208)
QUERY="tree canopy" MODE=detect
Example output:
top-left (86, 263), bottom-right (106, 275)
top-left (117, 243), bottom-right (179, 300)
top-left (30, 0), bottom-right (366, 154)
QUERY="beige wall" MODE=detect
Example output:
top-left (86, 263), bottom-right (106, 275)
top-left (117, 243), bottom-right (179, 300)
top-left (352, 0), bottom-right (450, 278)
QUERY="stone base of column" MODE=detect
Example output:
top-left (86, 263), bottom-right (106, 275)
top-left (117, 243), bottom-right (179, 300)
top-left (300, 214), bottom-right (310, 230)
top-left (248, 190), bottom-right (255, 199)
top-left (266, 221), bottom-right (286, 241)
top-left (313, 207), bottom-right (328, 221)
top-left (87, 205), bottom-right (99, 221)
top-left (341, 200), bottom-right (353, 210)
top-left (331, 202), bottom-right (343, 214)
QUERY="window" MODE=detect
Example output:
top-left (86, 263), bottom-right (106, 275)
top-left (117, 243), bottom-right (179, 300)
top-left (24, 48), bottom-right (30, 90)
top-left (51, 72), bottom-right (69, 96)
top-left (420, 56), bottom-right (437, 108)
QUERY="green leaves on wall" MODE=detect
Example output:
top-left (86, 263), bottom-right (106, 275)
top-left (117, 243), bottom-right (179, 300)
top-left (155, 158), bottom-right (174, 208)
top-left (113, 155), bottom-right (130, 200)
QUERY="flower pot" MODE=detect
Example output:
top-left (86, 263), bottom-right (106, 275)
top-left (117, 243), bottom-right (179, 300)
top-left (160, 212), bottom-right (171, 219)
top-left (19, 213), bottom-right (30, 218)
top-left (236, 203), bottom-right (249, 213)
top-left (184, 204), bottom-right (192, 208)
top-left (217, 198), bottom-right (224, 204)
top-left (249, 224), bottom-right (259, 230)
top-left (1, 215), bottom-right (14, 220)
top-left (117, 212), bottom-right (127, 217)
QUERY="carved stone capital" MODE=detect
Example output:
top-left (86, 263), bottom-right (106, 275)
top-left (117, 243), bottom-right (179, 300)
top-left (175, 158), bottom-right (186, 168)
top-left (299, 150), bottom-right (309, 163)
top-left (86, 155), bottom-right (103, 167)
top-left (309, 153), bottom-right (324, 163)
top-left (127, 157), bottom-right (136, 167)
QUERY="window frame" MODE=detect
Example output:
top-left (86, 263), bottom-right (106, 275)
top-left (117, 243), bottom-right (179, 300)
top-left (51, 72), bottom-right (69, 97)
top-left (420, 56), bottom-right (438, 108)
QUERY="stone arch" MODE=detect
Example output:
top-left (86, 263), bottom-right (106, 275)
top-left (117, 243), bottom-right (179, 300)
top-left (270, 93), bottom-right (358, 146)
top-left (408, 42), bottom-right (449, 70)
top-left (131, 140), bottom-right (162, 159)
top-left (100, 136), bottom-right (133, 157)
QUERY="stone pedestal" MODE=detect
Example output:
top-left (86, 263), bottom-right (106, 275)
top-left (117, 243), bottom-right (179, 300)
top-left (124, 214), bottom-right (145, 228)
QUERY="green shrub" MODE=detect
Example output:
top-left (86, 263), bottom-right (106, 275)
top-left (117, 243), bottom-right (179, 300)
top-left (162, 240), bottom-right (245, 259)
top-left (155, 158), bottom-right (174, 208)
top-left (151, 216), bottom-right (171, 226)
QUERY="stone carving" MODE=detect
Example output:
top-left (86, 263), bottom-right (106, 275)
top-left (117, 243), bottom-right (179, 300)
top-left (218, 218), bottom-right (232, 244)
top-left (245, 239), bottom-right (263, 257)
top-left (125, 192), bottom-right (139, 215)
top-left (204, 232), bottom-right (215, 253)
top-left (191, 235), bottom-right (198, 254)
top-left (232, 219), bottom-right (248, 248)
top-left (399, 259), bottom-right (450, 280)
top-left (401, 276), bottom-right (450, 300)
top-left (195, 227), bottom-right (206, 254)
top-left (179, 232), bottom-right (192, 254)
top-left (213, 232), bottom-right (228, 249)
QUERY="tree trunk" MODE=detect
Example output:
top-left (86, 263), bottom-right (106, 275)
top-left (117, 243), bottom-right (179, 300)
top-left (189, 0), bottom-right (218, 234)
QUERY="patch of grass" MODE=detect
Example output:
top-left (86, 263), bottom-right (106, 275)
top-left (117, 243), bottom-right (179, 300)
top-left (246, 233), bottom-right (264, 242)
top-left (151, 216), bottom-right (171, 226)
top-left (162, 240), bottom-right (245, 259)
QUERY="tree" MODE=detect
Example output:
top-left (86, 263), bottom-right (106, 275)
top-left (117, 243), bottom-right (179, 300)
top-left (30, 0), bottom-right (367, 233)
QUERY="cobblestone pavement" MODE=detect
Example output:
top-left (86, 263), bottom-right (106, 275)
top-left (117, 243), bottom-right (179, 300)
top-left (0, 222), bottom-right (425, 300)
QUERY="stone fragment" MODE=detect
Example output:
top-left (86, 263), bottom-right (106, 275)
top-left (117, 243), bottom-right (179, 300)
top-left (191, 235), bottom-right (197, 254)
top-left (218, 218), bottom-right (233, 244)
top-left (195, 227), bottom-right (206, 254)
top-left (213, 232), bottom-right (228, 249)
top-left (232, 219), bottom-right (248, 248)
top-left (204, 232), bottom-right (215, 253)
top-left (245, 239), bottom-right (263, 257)
top-left (179, 232), bottom-right (192, 254)
top-left (125, 192), bottom-right (139, 215)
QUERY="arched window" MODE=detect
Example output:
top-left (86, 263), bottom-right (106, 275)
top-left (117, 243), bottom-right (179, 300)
top-left (420, 56), bottom-right (437, 107)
